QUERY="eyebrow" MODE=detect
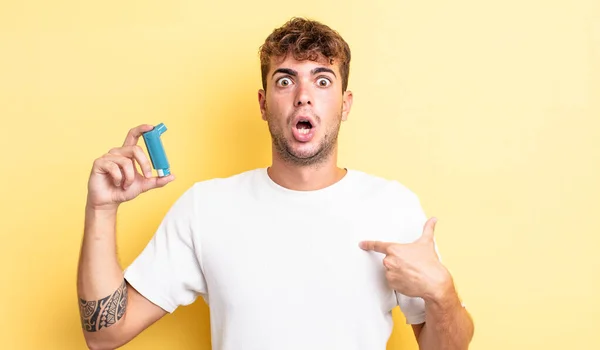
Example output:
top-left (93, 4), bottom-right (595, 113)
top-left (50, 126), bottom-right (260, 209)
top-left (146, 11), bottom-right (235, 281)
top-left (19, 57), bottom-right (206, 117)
top-left (312, 67), bottom-right (336, 77)
top-left (271, 67), bottom-right (337, 79)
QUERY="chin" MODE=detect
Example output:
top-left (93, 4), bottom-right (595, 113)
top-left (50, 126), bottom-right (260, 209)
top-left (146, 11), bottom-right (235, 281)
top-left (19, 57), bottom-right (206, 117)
top-left (288, 146), bottom-right (316, 158)
top-left (283, 143), bottom-right (330, 166)
top-left (288, 138), bottom-right (319, 154)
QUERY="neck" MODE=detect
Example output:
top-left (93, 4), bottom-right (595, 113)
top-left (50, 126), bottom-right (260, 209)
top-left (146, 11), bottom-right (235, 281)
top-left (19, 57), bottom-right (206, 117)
top-left (268, 147), bottom-right (347, 191)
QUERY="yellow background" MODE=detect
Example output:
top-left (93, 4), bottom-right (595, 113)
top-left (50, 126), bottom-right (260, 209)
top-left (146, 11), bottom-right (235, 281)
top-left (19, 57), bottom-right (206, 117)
top-left (1, 0), bottom-right (599, 349)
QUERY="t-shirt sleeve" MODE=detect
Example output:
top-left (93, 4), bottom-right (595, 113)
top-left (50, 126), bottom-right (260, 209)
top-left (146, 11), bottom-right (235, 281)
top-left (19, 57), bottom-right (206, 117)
top-left (394, 189), bottom-right (443, 325)
top-left (123, 184), bottom-right (208, 313)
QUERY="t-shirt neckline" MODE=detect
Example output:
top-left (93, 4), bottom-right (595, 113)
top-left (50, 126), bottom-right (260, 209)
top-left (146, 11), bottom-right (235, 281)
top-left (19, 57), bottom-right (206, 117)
top-left (258, 167), bottom-right (355, 199)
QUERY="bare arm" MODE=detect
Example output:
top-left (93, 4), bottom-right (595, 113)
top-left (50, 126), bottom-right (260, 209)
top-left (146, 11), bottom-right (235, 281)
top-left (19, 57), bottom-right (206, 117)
top-left (77, 124), bottom-right (175, 350)
top-left (411, 279), bottom-right (474, 350)
top-left (77, 206), bottom-right (167, 350)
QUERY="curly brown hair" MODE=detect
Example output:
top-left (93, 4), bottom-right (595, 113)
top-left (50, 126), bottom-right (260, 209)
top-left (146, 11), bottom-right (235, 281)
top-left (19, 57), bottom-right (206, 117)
top-left (259, 17), bottom-right (351, 92)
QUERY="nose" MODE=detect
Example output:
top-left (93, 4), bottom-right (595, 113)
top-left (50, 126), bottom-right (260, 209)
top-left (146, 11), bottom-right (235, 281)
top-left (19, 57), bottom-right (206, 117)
top-left (294, 83), bottom-right (312, 107)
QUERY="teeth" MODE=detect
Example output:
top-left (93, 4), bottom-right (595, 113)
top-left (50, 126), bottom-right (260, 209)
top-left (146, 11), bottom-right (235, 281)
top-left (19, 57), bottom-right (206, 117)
top-left (299, 128), bottom-right (310, 135)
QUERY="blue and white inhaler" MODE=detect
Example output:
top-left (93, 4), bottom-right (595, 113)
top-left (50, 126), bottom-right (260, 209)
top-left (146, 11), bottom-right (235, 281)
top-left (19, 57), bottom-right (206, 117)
top-left (142, 123), bottom-right (171, 177)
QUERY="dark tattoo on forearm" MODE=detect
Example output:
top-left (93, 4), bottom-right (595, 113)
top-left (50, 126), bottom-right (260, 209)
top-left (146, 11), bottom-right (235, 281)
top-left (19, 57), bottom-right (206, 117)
top-left (79, 280), bottom-right (128, 332)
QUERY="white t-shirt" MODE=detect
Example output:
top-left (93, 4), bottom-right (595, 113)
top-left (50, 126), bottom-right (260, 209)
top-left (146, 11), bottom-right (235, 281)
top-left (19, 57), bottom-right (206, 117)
top-left (124, 168), bottom-right (434, 350)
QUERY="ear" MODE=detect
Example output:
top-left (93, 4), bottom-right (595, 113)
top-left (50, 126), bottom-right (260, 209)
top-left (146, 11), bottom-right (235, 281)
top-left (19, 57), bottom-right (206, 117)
top-left (341, 90), bottom-right (353, 121)
top-left (258, 89), bottom-right (267, 121)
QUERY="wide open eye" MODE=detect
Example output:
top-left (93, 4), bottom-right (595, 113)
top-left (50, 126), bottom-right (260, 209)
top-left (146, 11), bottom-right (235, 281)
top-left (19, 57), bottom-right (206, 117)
top-left (277, 77), bottom-right (293, 87)
top-left (316, 77), bottom-right (331, 87)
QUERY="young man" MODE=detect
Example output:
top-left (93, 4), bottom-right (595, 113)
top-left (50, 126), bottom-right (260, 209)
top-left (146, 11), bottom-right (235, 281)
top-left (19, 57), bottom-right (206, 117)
top-left (77, 17), bottom-right (474, 350)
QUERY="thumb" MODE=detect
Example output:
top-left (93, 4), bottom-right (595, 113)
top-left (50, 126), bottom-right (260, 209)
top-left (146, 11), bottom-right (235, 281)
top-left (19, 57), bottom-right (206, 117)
top-left (142, 174), bottom-right (176, 192)
top-left (418, 217), bottom-right (437, 243)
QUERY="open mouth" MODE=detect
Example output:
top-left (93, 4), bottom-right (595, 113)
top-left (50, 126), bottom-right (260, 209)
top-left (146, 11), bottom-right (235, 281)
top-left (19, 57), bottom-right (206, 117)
top-left (296, 119), bottom-right (313, 135)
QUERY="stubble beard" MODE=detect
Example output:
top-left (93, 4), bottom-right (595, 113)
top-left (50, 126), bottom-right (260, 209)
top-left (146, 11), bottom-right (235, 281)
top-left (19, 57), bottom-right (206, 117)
top-left (265, 105), bottom-right (342, 167)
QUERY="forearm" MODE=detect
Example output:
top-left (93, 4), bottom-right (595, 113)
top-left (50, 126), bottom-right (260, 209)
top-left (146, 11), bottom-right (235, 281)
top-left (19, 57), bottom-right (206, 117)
top-left (418, 279), bottom-right (474, 350)
top-left (78, 205), bottom-right (122, 297)
top-left (77, 205), bottom-right (128, 348)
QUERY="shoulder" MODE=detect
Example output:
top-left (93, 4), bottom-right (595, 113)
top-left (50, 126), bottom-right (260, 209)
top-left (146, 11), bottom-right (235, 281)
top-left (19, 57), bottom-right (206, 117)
top-left (347, 169), bottom-right (428, 242)
top-left (183, 168), bottom-right (265, 201)
top-left (346, 169), bottom-right (422, 207)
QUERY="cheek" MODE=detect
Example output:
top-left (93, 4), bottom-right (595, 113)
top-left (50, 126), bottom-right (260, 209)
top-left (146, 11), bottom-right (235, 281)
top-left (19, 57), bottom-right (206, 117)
top-left (319, 92), bottom-right (343, 112)
top-left (267, 95), bottom-right (289, 115)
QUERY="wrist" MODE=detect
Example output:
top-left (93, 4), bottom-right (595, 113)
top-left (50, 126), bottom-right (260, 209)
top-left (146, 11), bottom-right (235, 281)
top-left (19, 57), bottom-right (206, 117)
top-left (84, 203), bottom-right (118, 240)
top-left (85, 201), bottom-right (119, 216)
top-left (423, 269), bottom-right (457, 306)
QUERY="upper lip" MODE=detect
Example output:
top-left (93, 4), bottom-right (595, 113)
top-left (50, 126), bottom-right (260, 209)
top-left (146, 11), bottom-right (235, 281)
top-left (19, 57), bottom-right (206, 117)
top-left (292, 114), bottom-right (316, 127)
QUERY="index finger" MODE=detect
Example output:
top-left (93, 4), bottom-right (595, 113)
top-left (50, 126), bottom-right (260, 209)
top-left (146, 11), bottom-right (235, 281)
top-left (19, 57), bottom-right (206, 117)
top-left (122, 124), bottom-right (155, 147)
top-left (359, 240), bottom-right (393, 254)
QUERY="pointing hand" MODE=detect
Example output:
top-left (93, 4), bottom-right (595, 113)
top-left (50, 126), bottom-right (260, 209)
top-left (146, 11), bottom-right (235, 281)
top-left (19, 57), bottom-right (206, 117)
top-left (359, 218), bottom-right (451, 300)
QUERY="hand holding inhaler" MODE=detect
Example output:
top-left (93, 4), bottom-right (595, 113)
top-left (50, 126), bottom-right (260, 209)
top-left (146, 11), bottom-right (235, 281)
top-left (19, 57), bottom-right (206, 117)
top-left (86, 124), bottom-right (175, 211)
